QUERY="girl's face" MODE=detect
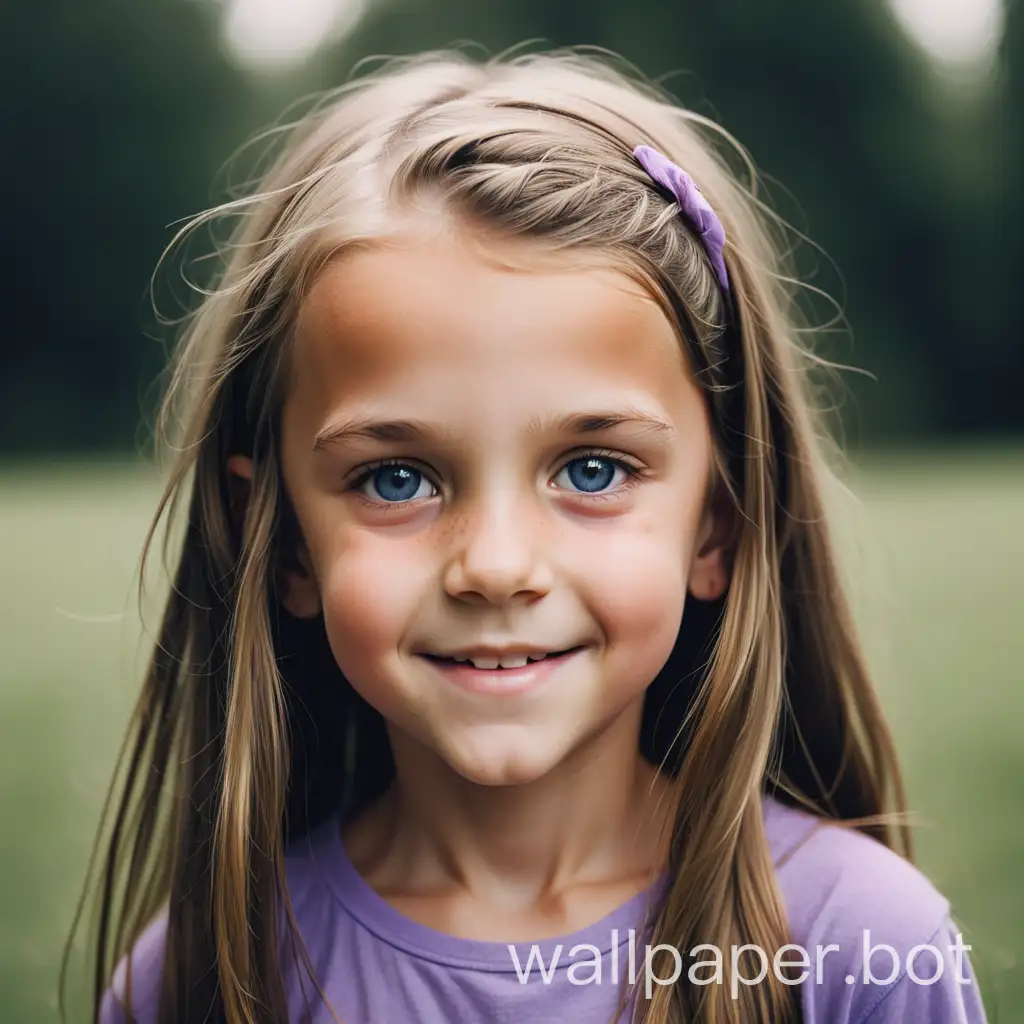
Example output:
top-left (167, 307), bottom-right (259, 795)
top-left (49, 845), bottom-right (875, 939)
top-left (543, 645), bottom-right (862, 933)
top-left (254, 226), bottom-right (731, 788)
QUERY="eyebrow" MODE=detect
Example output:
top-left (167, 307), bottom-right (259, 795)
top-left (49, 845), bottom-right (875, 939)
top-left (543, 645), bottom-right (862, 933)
top-left (312, 409), bottom-right (676, 452)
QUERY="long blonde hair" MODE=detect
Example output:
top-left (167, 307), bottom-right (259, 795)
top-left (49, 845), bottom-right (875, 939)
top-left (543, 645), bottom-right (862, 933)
top-left (68, 47), bottom-right (909, 1024)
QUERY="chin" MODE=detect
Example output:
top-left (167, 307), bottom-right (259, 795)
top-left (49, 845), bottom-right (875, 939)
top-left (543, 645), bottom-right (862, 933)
top-left (443, 736), bottom-right (566, 788)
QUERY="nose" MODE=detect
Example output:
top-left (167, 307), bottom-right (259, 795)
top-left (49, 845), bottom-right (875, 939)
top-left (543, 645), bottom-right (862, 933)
top-left (441, 486), bottom-right (553, 606)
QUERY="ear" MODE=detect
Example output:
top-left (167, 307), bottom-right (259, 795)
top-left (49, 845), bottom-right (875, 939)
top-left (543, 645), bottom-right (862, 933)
top-left (226, 454), bottom-right (322, 619)
top-left (687, 481), bottom-right (736, 602)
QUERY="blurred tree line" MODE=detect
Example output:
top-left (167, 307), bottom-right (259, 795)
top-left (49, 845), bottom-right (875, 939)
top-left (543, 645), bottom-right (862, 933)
top-left (1, 0), bottom-right (1019, 456)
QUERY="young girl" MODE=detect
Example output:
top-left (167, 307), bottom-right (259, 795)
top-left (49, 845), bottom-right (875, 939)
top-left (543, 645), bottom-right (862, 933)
top-left (79, 49), bottom-right (987, 1024)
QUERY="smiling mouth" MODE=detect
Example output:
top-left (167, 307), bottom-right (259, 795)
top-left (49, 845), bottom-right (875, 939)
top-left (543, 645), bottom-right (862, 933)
top-left (421, 647), bottom-right (585, 671)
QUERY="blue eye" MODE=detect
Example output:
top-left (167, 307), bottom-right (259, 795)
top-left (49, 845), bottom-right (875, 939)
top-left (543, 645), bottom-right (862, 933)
top-left (353, 454), bottom-right (638, 504)
top-left (359, 463), bottom-right (435, 503)
top-left (554, 456), bottom-right (630, 494)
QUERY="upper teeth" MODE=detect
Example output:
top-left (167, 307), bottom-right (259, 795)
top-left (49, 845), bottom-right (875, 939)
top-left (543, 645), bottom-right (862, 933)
top-left (452, 653), bottom-right (550, 669)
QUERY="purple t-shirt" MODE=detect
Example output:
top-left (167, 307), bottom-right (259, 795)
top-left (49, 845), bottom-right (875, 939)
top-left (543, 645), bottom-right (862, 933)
top-left (101, 796), bottom-right (987, 1023)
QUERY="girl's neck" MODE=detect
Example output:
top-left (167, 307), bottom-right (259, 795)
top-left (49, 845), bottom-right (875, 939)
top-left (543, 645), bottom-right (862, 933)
top-left (343, 701), bottom-right (675, 912)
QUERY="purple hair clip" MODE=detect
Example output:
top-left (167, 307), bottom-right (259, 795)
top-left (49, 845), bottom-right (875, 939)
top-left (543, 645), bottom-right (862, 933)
top-left (633, 144), bottom-right (730, 295)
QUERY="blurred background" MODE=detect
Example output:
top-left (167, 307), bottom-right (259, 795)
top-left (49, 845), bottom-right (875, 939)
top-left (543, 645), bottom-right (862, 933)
top-left (0, 0), bottom-right (1020, 1021)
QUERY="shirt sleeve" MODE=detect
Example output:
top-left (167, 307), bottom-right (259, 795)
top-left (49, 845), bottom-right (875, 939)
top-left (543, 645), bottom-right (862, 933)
top-left (765, 801), bottom-right (992, 1024)
top-left (99, 987), bottom-right (129, 1024)
top-left (855, 918), bottom-right (988, 1024)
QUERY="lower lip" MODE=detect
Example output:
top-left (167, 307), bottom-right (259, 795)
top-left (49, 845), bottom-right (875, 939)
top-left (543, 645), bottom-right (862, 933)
top-left (419, 648), bottom-right (584, 696)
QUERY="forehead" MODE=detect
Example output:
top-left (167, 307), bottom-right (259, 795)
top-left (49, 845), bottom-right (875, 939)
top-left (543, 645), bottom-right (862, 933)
top-left (288, 231), bottom-right (703, 429)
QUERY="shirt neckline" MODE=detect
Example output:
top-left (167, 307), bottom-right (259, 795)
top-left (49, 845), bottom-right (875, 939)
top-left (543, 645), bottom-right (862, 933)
top-left (301, 812), bottom-right (670, 973)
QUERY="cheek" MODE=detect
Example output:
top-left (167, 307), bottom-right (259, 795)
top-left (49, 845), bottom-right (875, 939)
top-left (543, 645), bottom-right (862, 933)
top-left (317, 532), bottom-right (427, 668)
top-left (569, 514), bottom-right (692, 677)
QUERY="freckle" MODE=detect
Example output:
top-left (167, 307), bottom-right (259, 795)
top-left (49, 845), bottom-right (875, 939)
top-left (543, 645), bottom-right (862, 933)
top-left (435, 516), bottom-right (462, 547)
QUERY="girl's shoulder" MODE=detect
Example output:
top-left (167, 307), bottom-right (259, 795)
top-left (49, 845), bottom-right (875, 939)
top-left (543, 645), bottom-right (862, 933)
top-left (762, 794), bottom-right (986, 1022)
top-left (98, 813), bottom-right (349, 1023)
top-left (762, 793), bottom-right (950, 942)
top-left (98, 907), bottom-right (167, 1024)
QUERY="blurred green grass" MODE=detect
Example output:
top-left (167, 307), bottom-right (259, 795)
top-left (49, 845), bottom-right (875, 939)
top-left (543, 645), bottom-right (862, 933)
top-left (0, 453), bottom-right (1020, 1022)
